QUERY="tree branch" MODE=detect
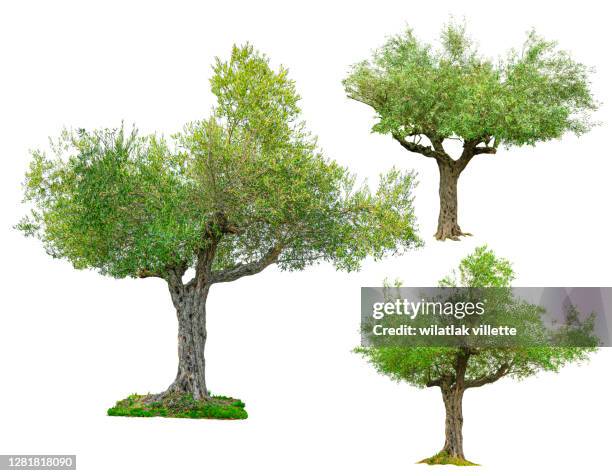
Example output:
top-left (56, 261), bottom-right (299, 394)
top-left (473, 146), bottom-right (497, 156)
top-left (189, 212), bottom-right (246, 289)
top-left (455, 138), bottom-right (497, 172)
top-left (137, 269), bottom-right (160, 279)
top-left (426, 373), bottom-right (454, 388)
top-left (138, 261), bottom-right (187, 283)
top-left (166, 265), bottom-right (187, 289)
top-left (393, 134), bottom-right (444, 159)
top-left (427, 135), bottom-right (448, 158)
top-left (214, 211), bottom-right (242, 235)
top-left (464, 363), bottom-right (511, 389)
top-left (211, 244), bottom-right (284, 284)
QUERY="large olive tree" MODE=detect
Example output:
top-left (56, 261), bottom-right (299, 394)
top-left (18, 44), bottom-right (421, 406)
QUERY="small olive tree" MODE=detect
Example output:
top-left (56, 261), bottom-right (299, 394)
top-left (18, 44), bottom-right (421, 405)
top-left (343, 22), bottom-right (598, 240)
top-left (356, 246), bottom-right (597, 464)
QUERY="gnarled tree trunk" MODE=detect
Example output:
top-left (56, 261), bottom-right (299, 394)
top-left (435, 160), bottom-right (467, 241)
top-left (163, 278), bottom-right (210, 400)
top-left (441, 385), bottom-right (465, 459)
top-left (137, 218), bottom-right (283, 404)
top-left (393, 134), bottom-right (495, 240)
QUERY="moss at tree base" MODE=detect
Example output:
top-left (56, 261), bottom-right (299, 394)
top-left (418, 451), bottom-right (478, 466)
top-left (107, 392), bottom-right (248, 420)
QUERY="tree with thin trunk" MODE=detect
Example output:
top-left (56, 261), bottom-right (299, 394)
top-left (356, 246), bottom-right (597, 465)
top-left (343, 22), bottom-right (598, 240)
top-left (17, 44), bottom-right (421, 413)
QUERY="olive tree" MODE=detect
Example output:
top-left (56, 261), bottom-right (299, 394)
top-left (18, 44), bottom-right (421, 404)
top-left (356, 246), bottom-right (597, 464)
top-left (343, 22), bottom-right (598, 240)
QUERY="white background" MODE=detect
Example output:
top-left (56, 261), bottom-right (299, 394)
top-left (1, 1), bottom-right (611, 474)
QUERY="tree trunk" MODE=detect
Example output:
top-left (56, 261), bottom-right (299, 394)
top-left (435, 161), bottom-right (467, 241)
top-left (441, 386), bottom-right (465, 459)
top-left (164, 284), bottom-right (210, 400)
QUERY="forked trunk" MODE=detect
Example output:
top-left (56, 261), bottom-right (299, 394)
top-left (165, 284), bottom-right (210, 400)
top-left (441, 386), bottom-right (465, 459)
top-left (435, 161), bottom-right (467, 241)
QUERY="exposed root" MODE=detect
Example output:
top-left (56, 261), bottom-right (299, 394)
top-left (141, 392), bottom-right (164, 404)
top-left (141, 389), bottom-right (210, 405)
top-left (434, 225), bottom-right (472, 241)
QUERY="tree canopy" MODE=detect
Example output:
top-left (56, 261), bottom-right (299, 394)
top-left (356, 245), bottom-right (597, 390)
top-left (18, 44), bottom-right (421, 284)
top-left (343, 22), bottom-right (598, 151)
top-left (343, 22), bottom-right (598, 241)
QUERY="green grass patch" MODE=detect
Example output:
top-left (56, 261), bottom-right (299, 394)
top-left (418, 451), bottom-right (478, 466)
top-left (107, 392), bottom-right (248, 420)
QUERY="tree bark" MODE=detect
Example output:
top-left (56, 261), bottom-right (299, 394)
top-left (441, 385), bottom-right (465, 459)
top-left (435, 160), bottom-right (468, 241)
top-left (163, 280), bottom-right (210, 400)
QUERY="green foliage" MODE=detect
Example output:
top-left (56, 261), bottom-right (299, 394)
top-left (107, 392), bottom-right (248, 420)
top-left (439, 245), bottom-right (514, 287)
top-left (18, 129), bottom-right (199, 277)
top-left (18, 44), bottom-right (421, 280)
top-left (356, 246), bottom-right (597, 389)
top-left (343, 21), bottom-right (598, 147)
